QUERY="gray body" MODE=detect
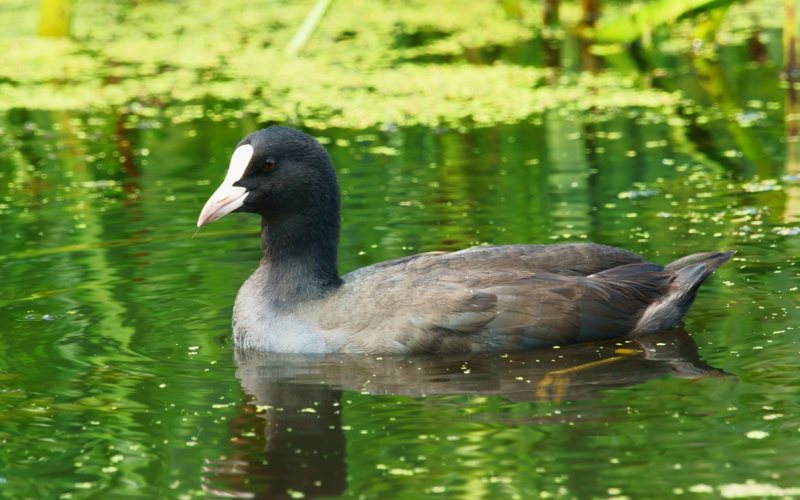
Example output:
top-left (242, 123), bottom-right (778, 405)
top-left (232, 243), bottom-right (733, 354)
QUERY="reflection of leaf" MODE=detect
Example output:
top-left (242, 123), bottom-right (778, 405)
top-left (593, 0), bottom-right (737, 43)
top-left (0, 228), bottom-right (247, 264)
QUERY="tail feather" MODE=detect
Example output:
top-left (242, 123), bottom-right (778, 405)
top-left (632, 251), bottom-right (734, 335)
top-left (664, 251), bottom-right (735, 274)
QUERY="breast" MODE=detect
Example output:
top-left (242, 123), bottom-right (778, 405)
top-left (233, 274), bottom-right (334, 353)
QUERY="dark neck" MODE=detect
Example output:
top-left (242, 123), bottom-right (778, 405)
top-left (259, 213), bottom-right (342, 307)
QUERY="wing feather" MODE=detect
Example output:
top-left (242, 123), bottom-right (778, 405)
top-left (335, 246), bottom-right (670, 353)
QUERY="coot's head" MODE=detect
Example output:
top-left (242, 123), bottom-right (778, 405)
top-left (197, 126), bottom-right (339, 227)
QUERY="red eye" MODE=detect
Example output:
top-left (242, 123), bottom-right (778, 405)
top-left (264, 158), bottom-right (276, 171)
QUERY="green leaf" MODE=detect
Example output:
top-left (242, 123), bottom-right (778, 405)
top-left (593, 0), bottom-right (738, 43)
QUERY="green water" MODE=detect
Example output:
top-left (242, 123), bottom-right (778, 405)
top-left (3, 34), bottom-right (800, 500)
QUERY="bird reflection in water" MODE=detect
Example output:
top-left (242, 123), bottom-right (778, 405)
top-left (203, 329), bottom-right (728, 498)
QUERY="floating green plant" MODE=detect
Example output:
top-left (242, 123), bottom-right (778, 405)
top-left (0, 0), bottom-right (683, 129)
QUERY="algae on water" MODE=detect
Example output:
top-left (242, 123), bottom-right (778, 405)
top-left (0, 0), bottom-right (781, 128)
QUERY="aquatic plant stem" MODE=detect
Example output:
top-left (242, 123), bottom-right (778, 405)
top-left (37, 0), bottom-right (71, 37)
top-left (785, 0), bottom-right (800, 221)
top-left (286, 0), bottom-right (334, 57)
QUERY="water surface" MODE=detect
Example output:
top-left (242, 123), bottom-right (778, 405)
top-left (2, 38), bottom-right (800, 500)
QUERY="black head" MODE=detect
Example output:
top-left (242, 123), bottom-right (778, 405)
top-left (197, 126), bottom-right (340, 226)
